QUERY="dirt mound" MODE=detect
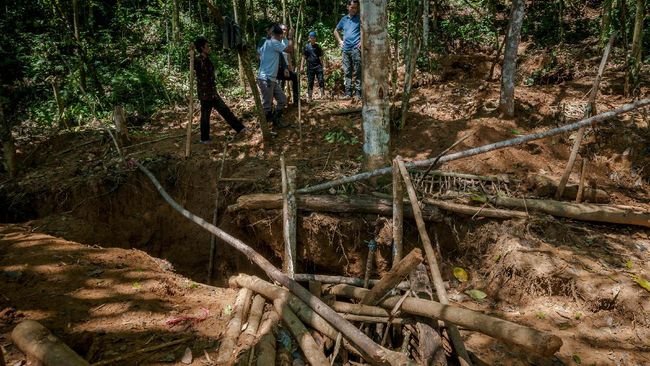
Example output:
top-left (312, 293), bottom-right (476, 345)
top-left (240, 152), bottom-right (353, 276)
top-left (0, 224), bottom-right (236, 365)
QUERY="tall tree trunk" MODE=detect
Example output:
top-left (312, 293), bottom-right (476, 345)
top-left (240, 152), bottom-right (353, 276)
top-left (620, 0), bottom-right (631, 96)
top-left (281, 0), bottom-right (287, 25)
top-left (0, 103), bottom-right (17, 178)
top-left (232, 0), bottom-right (247, 90)
top-left (399, 0), bottom-right (423, 128)
top-left (601, 0), bottom-right (613, 44)
top-left (422, 0), bottom-right (429, 49)
top-left (72, 0), bottom-right (87, 93)
top-left (558, 0), bottom-right (564, 43)
top-left (626, 0), bottom-right (645, 96)
top-left (172, 0), bottom-right (180, 43)
top-left (499, 0), bottom-right (525, 118)
top-left (361, 0), bottom-right (391, 170)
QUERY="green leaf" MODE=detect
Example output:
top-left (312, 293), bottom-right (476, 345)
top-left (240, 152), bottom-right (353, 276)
top-left (557, 322), bottom-right (572, 330)
top-left (574, 312), bottom-right (582, 320)
top-left (535, 311), bottom-right (546, 319)
top-left (632, 275), bottom-right (650, 293)
top-left (132, 281), bottom-right (141, 289)
top-left (224, 304), bottom-right (233, 316)
top-left (453, 267), bottom-right (469, 282)
top-left (572, 354), bottom-right (581, 364)
top-left (625, 260), bottom-right (633, 269)
top-left (464, 289), bottom-right (487, 301)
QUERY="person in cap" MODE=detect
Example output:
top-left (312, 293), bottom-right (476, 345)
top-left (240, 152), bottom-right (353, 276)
top-left (303, 31), bottom-right (325, 102)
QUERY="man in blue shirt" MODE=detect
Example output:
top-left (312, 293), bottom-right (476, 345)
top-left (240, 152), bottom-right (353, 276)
top-left (257, 24), bottom-right (294, 128)
top-left (334, 0), bottom-right (361, 99)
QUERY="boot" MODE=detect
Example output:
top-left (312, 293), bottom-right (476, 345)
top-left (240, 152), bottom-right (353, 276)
top-left (319, 87), bottom-right (325, 99)
top-left (307, 90), bottom-right (313, 103)
top-left (273, 109), bottom-right (290, 128)
top-left (265, 111), bottom-right (274, 126)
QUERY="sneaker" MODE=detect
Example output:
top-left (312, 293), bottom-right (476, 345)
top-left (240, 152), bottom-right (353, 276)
top-left (199, 138), bottom-right (212, 144)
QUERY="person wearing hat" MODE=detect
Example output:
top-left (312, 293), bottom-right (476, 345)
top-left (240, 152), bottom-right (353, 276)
top-left (303, 31), bottom-right (325, 102)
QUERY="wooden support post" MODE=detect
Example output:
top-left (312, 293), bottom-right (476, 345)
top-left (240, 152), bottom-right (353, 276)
top-left (184, 47), bottom-right (195, 158)
top-left (361, 248), bottom-right (423, 305)
top-left (217, 288), bottom-right (253, 365)
top-left (395, 156), bottom-right (473, 366)
top-left (281, 156), bottom-right (298, 277)
top-left (363, 240), bottom-right (377, 288)
top-left (556, 33), bottom-right (616, 199)
top-left (392, 160), bottom-right (404, 266)
top-left (11, 320), bottom-right (89, 366)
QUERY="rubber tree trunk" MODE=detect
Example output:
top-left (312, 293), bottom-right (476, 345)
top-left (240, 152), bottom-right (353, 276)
top-left (422, 0), bottom-right (429, 49)
top-left (232, 0), bottom-right (247, 90)
top-left (627, 0), bottom-right (645, 95)
top-left (72, 0), bottom-right (87, 93)
top-left (172, 0), bottom-right (180, 43)
top-left (601, 0), bottom-right (613, 44)
top-left (361, 0), bottom-right (391, 171)
top-left (0, 102), bottom-right (17, 178)
top-left (399, 0), bottom-right (423, 129)
top-left (498, 0), bottom-right (525, 118)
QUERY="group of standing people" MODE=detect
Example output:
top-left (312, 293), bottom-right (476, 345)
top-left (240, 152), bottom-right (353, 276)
top-left (193, 0), bottom-right (361, 142)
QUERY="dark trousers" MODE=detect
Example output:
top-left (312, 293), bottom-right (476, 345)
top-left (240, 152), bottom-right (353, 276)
top-left (280, 71), bottom-right (300, 104)
top-left (342, 48), bottom-right (361, 97)
top-left (200, 94), bottom-right (244, 141)
top-left (307, 67), bottom-right (324, 94)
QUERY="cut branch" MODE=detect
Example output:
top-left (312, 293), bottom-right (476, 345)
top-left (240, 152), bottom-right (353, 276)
top-left (227, 193), bottom-right (442, 221)
top-left (361, 248), bottom-right (423, 305)
top-left (297, 99), bottom-right (650, 194)
top-left (328, 284), bottom-right (563, 356)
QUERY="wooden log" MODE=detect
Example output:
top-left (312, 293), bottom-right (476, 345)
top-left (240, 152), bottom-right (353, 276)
top-left (395, 156), bottom-right (473, 366)
top-left (256, 311), bottom-right (279, 366)
top-left (135, 162), bottom-right (407, 366)
top-left (294, 274), bottom-right (410, 290)
top-left (11, 320), bottom-right (89, 366)
top-left (423, 199), bottom-right (528, 219)
top-left (361, 248), bottom-right (423, 305)
top-left (309, 281), bottom-right (322, 298)
top-left (363, 242), bottom-right (377, 288)
top-left (392, 160), bottom-right (404, 266)
top-left (281, 158), bottom-right (298, 277)
top-left (227, 193), bottom-right (443, 222)
top-left (487, 195), bottom-right (650, 228)
top-left (229, 275), bottom-right (365, 358)
top-left (240, 295), bottom-right (266, 347)
top-left (576, 159), bottom-right (588, 203)
top-left (274, 295), bottom-right (329, 366)
top-left (217, 288), bottom-right (253, 365)
top-left (556, 33), bottom-right (616, 199)
top-left (416, 321), bottom-right (446, 366)
top-left (342, 314), bottom-right (410, 325)
top-left (297, 98), bottom-right (650, 194)
top-left (328, 284), bottom-right (563, 356)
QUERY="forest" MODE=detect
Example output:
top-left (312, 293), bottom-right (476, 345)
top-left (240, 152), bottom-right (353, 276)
top-left (0, 0), bottom-right (649, 365)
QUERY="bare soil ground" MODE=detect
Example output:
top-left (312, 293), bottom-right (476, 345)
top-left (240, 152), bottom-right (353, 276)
top-left (1, 45), bottom-right (649, 365)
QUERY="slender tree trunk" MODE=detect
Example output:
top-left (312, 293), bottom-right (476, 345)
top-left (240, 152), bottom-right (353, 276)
top-left (627, 0), bottom-right (645, 96)
top-left (172, 0), bottom-right (180, 43)
top-left (362, 0), bottom-right (391, 170)
top-left (399, 0), bottom-right (423, 128)
top-left (620, 0), bottom-right (631, 96)
top-left (72, 0), bottom-right (87, 93)
top-left (0, 103), bottom-right (17, 178)
top-left (281, 0), bottom-right (287, 25)
top-left (232, 0), bottom-right (247, 90)
top-left (422, 0), bottom-right (429, 49)
top-left (499, 0), bottom-right (525, 118)
top-left (558, 0), bottom-right (564, 43)
top-left (601, 0), bottom-right (613, 44)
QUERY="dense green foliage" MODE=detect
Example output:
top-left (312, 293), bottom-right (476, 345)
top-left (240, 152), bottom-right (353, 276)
top-left (0, 0), bottom-right (647, 132)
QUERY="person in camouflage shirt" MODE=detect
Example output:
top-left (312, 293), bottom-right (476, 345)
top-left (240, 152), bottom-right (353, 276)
top-left (194, 37), bottom-right (245, 143)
